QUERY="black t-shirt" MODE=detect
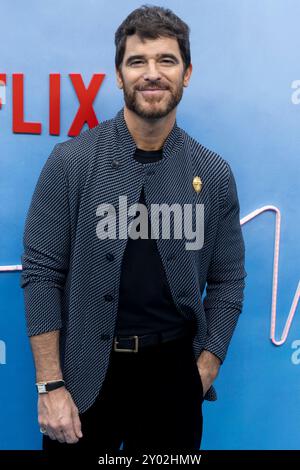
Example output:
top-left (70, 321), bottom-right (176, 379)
top-left (115, 147), bottom-right (189, 336)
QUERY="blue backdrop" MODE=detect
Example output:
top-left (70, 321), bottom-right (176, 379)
top-left (0, 0), bottom-right (299, 450)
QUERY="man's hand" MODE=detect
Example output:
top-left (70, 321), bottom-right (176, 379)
top-left (196, 350), bottom-right (221, 397)
top-left (38, 387), bottom-right (83, 444)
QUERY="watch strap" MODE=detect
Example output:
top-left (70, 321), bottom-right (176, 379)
top-left (36, 380), bottom-right (65, 394)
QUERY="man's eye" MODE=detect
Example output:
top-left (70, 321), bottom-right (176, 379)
top-left (161, 59), bottom-right (175, 64)
top-left (130, 60), bottom-right (144, 66)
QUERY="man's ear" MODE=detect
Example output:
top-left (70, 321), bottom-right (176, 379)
top-left (116, 67), bottom-right (123, 89)
top-left (183, 63), bottom-right (193, 87)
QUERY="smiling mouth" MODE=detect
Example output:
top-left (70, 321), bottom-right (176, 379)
top-left (138, 89), bottom-right (168, 95)
top-left (140, 88), bottom-right (167, 90)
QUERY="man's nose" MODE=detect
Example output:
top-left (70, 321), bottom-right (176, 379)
top-left (143, 61), bottom-right (162, 81)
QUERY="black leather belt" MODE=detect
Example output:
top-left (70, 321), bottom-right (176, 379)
top-left (113, 325), bottom-right (194, 353)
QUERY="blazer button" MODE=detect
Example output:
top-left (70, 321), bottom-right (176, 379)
top-left (111, 158), bottom-right (120, 169)
top-left (146, 169), bottom-right (155, 176)
top-left (167, 254), bottom-right (176, 262)
top-left (104, 294), bottom-right (114, 302)
top-left (106, 253), bottom-right (115, 261)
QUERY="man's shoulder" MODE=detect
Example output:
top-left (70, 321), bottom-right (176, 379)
top-left (56, 117), bottom-right (114, 160)
top-left (180, 128), bottom-right (230, 176)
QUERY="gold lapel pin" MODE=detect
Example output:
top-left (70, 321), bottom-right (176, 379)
top-left (192, 176), bottom-right (202, 193)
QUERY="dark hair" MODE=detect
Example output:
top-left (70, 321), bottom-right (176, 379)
top-left (115, 5), bottom-right (191, 71)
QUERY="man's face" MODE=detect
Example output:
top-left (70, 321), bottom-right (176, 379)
top-left (116, 34), bottom-right (192, 120)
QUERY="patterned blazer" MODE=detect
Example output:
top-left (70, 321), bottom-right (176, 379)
top-left (20, 107), bottom-right (247, 413)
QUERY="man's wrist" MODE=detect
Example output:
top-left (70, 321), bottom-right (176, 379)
top-left (36, 379), bottom-right (65, 394)
top-left (197, 350), bottom-right (221, 375)
top-left (36, 371), bottom-right (63, 382)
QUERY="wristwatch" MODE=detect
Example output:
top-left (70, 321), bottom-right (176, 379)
top-left (36, 380), bottom-right (65, 394)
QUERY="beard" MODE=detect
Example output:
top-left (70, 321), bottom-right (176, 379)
top-left (121, 79), bottom-right (184, 120)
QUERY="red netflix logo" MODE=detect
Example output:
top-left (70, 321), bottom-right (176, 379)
top-left (0, 73), bottom-right (105, 136)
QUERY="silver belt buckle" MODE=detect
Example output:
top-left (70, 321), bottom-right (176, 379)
top-left (113, 335), bottom-right (139, 353)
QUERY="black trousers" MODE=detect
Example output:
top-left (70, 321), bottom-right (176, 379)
top-left (43, 334), bottom-right (203, 460)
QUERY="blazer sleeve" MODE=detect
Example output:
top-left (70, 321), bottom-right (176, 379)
top-left (202, 163), bottom-right (247, 363)
top-left (19, 143), bottom-right (71, 337)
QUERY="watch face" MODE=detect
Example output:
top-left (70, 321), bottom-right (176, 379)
top-left (37, 383), bottom-right (47, 394)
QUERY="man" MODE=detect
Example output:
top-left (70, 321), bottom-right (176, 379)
top-left (20, 5), bottom-right (246, 457)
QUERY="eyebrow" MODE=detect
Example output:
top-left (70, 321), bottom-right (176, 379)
top-left (125, 53), bottom-right (180, 65)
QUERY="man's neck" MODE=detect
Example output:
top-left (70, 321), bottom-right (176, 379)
top-left (123, 106), bottom-right (177, 151)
